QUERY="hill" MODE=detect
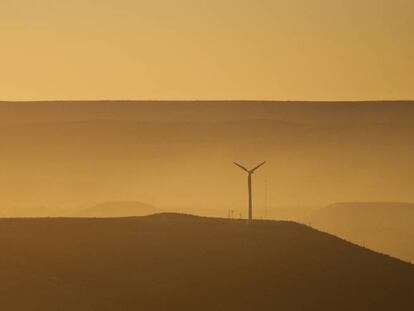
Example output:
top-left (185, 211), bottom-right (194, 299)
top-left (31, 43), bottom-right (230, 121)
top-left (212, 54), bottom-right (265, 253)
top-left (75, 201), bottom-right (160, 217)
top-left (0, 214), bottom-right (413, 310)
top-left (310, 202), bottom-right (414, 262)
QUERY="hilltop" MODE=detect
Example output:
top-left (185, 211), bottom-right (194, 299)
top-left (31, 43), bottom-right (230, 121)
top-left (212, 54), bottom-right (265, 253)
top-left (74, 201), bottom-right (160, 217)
top-left (0, 214), bottom-right (412, 310)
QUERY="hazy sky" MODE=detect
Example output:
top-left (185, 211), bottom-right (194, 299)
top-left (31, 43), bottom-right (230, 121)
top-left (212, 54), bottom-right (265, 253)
top-left (1, 0), bottom-right (413, 101)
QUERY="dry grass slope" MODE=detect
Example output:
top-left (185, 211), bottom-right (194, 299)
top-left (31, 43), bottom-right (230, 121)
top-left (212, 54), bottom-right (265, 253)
top-left (0, 214), bottom-right (413, 311)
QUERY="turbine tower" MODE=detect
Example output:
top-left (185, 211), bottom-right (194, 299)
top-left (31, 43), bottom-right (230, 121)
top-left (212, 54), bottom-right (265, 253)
top-left (233, 161), bottom-right (266, 223)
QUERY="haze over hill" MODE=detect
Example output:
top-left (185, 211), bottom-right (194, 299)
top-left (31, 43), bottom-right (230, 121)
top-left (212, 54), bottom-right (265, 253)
top-left (0, 214), bottom-right (413, 311)
top-left (1, 101), bottom-right (414, 217)
top-left (310, 202), bottom-right (414, 263)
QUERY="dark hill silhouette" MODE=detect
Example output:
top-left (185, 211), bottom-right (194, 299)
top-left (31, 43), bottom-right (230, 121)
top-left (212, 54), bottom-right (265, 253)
top-left (75, 201), bottom-right (160, 217)
top-left (310, 202), bottom-right (414, 263)
top-left (0, 214), bottom-right (413, 310)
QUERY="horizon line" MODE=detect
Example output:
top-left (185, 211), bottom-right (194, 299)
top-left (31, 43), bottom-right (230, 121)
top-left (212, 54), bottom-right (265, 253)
top-left (1, 99), bottom-right (414, 104)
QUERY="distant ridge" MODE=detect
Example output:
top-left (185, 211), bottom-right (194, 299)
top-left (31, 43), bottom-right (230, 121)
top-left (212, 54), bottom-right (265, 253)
top-left (1, 100), bottom-right (414, 125)
top-left (1, 100), bottom-right (413, 103)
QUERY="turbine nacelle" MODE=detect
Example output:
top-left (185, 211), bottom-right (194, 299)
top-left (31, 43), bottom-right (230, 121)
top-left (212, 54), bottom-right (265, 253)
top-left (233, 161), bottom-right (266, 174)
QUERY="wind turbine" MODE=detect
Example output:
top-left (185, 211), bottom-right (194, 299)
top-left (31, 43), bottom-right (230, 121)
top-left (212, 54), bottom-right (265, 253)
top-left (233, 161), bottom-right (266, 223)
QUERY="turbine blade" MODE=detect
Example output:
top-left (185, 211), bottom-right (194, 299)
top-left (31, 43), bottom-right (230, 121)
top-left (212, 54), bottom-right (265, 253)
top-left (233, 162), bottom-right (249, 172)
top-left (250, 161), bottom-right (266, 173)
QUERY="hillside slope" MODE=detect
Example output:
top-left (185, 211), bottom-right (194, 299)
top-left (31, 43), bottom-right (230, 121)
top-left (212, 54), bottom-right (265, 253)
top-left (310, 202), bottom-right (414, 262)
top-left (0, 214), bottom-right (412, 310)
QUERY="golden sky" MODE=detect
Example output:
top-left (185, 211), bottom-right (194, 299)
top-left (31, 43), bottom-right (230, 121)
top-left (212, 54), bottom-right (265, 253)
top-left (1, 0), bottom-right (413, 101)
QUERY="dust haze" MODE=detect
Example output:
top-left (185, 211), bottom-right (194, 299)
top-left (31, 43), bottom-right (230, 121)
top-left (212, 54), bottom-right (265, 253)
top-left (2, 101), bottom-right (414, 217)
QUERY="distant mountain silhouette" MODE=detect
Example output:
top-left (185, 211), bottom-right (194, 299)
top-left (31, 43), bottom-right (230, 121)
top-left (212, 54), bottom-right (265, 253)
top-left (0, 214), bottom-right (412, 310)
top-left (75, 201), bottom-right (159, 217)
top-left (310, 202), bottom-right (414, 262)
top-left (1, 100), bottom-right (414, 124)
